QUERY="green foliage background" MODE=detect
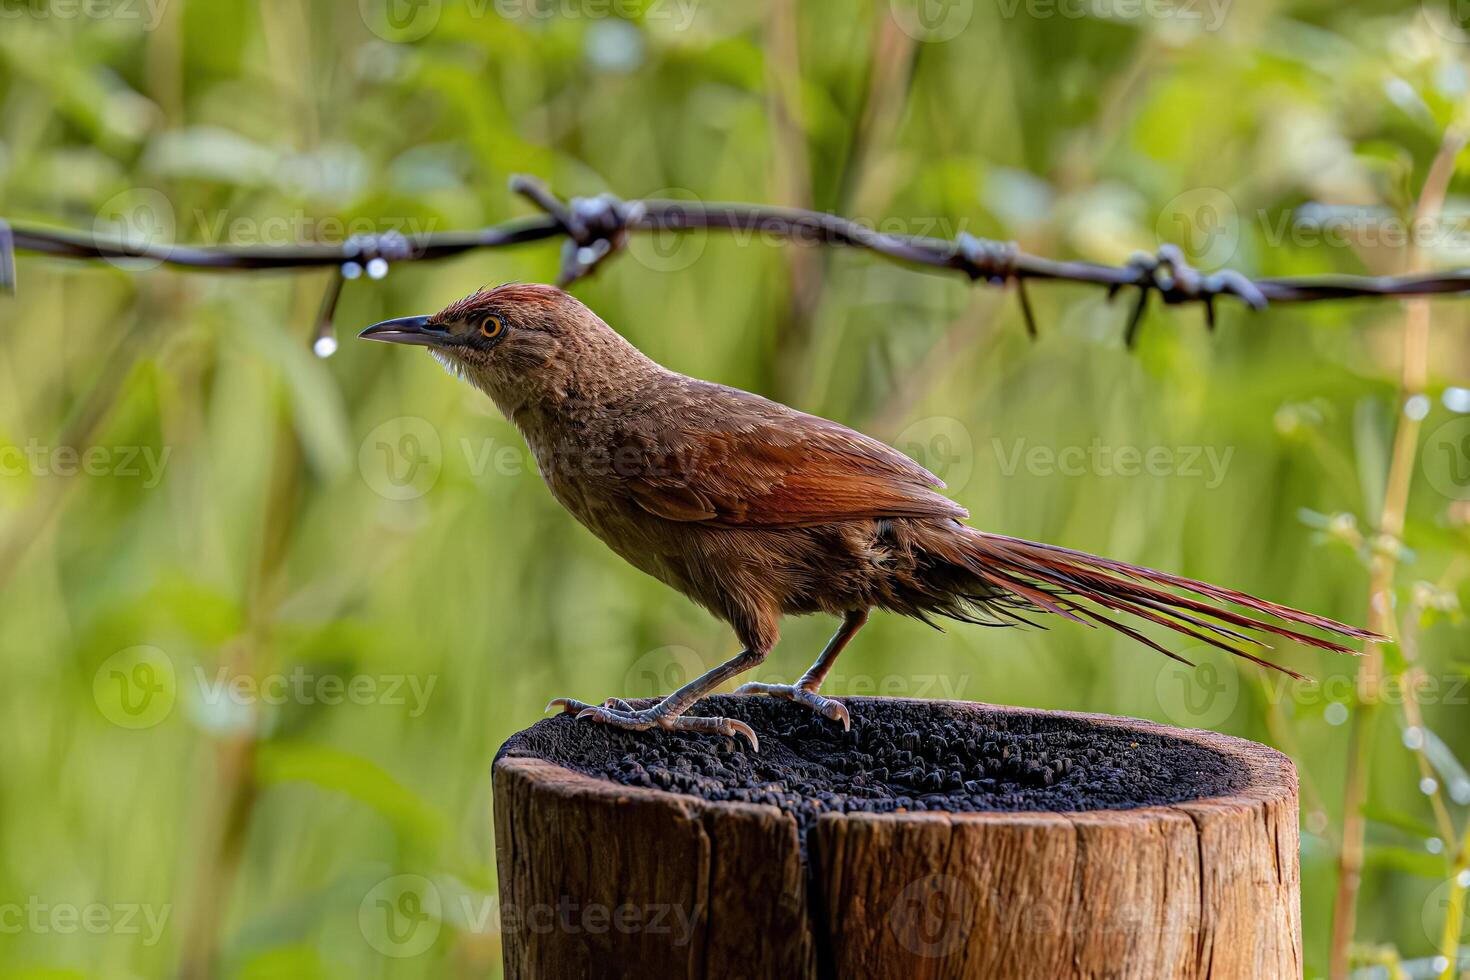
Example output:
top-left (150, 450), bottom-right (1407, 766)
top-left (1, 0), bottom-right (1469, 975)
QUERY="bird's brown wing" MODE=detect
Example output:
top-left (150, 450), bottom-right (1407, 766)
top-left (618, 382), bottom-right (967, 528)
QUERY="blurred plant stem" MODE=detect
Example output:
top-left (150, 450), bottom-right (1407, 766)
top-left (836, 12), bottom-right (919, 210)
top-left (866, 290), bottom-right (1004, 438)
top-left (1396, 612), bottom-right (1458, 849)
top-left (175, 17), bottom-right (323, 973)
top-left (763, 0), bottom-right (818, 402)
top-left (1440, 834), bottom-right (1464, 980)
top-left (766, 4), bottom-right (923, 405)
top-left (1261, 689), bottom-right (1338, 850)
top-left (144, 0), bottom-right (182, 126)
top-left (1054, 37), bottom-right (1161, 194)
top-left (1357, 943), bottom-right (1412, 980)
top-left (1426, 570), bottom-right (1470, 977)
top-left (175, 679), bottom-right (258, 980)
top-left (1437, 791), bottom-right (1470, 980)
top-left (1329, 127), bottom-right (1466, 980)
top-left (0, 293), bottom-right (149, 588)
top-left (176, 294), bottom-right (309, 980)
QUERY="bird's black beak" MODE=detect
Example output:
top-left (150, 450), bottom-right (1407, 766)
top-left (358, 315), bottom-right (446, 347)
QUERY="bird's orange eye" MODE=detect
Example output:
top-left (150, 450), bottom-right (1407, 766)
top-left (478, 314), bottom-right (506, 340)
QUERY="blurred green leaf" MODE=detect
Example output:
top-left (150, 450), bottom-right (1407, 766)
top-left (231, 319), bottom-right (353, 479)
top-left (255, 743), bottom-right (447, 846)
top-left (1354, 397), bottom-right (1391, 521)
top-left (1362, 845), bottom-right (1447, 879)
top-left (235, 944), bottom-right (328, 980)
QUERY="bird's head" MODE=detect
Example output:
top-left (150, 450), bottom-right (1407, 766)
top-left (359, 283), bottom-right (655, 415)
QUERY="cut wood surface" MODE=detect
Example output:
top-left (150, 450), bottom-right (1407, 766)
top-left (492, 698), bottom-right (1300, 979)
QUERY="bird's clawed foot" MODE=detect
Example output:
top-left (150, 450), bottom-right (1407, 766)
top-left (545, 697), bottom-right (760, 751)
top-left (734, 681), bottom-right (850, 731)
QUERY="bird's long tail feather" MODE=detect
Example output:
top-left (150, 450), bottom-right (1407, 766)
top-left (925, 527), bottom-right (1384, 679)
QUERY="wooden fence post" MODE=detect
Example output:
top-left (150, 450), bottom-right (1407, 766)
top-left (493, 697), bottom-right (1300, 979)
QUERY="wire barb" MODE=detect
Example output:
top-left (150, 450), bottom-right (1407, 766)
top-left (310, 232), bottom-right (414, 353)
top-left (1110, 245), bottom-right (1270, 347)
top-left (955, 233), bottom-right (1038, 337)
top-left (313, 270), bottom-right (347, 358)
top-left (341, 230), bottom-right (413, 282)
top-left (953, 233), bottom-right (1020, 283)
top-left (1014, 278), bottom-right (1038, 339)
top-left (511, 175), bottom-right (646, 286)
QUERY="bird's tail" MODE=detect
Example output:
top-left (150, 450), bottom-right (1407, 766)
top-left (918, 526), bottom-right (1384, 679)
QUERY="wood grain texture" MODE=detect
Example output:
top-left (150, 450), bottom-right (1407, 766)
top-left (493, 699), bottom-right (1300, 980)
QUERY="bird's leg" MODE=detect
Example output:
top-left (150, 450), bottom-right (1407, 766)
top-left (736, 609), bottom-right (869, 730)
top-left (547, 647), bottom-right (767, 750)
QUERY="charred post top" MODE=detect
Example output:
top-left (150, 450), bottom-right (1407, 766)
top-left (497, 695), bottom-right (1255, 831)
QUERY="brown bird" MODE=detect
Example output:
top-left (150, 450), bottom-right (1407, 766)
top-left (361, 283), bottom-right (1380, 749)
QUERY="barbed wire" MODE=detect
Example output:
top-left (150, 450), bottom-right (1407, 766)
top-left (4, 174), bottom-right (1470, 353)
